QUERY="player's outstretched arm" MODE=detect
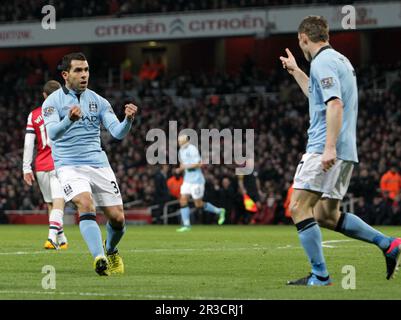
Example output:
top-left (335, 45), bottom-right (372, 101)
top-left (103, 103), bottom-right (138, 140)
top-left (279, 48), bottom-right (309, 97)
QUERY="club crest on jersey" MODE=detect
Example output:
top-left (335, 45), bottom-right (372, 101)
top-left (43, 106), bottom-right (55, 117)
top-left (63, 184), bottom-right (73, 196)
top-left (89, 101), bottom-right (98, 113)
top-left (321, 77), bottom-right (334, 89)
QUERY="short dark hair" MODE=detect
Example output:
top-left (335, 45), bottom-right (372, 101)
top-left (43, 80), bottom-right (61, 95)
top-left (298, 16), bottom-right (329, 43)
top-left (60, 52), bottom-right (87, 72)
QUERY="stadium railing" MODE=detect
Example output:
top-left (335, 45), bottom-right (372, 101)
top-left (162, 199), bottom-right (195, 225)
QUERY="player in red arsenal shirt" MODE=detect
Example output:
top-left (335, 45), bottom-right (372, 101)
top-left (22, 80), bottom-right (68, 250)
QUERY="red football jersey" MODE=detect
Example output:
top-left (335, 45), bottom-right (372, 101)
top-left (26, 106), bottom-right (55, 172)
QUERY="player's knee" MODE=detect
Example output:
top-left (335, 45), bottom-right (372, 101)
top-left (289, 200), bottom-right (311, 219)
top-left (180, 198), bottom-right (188, 207)
top-left (289, 201), bottom-right (301, 218)
top-left (315, 215), bottom-right (329, 227)
top-left (317, 213), bottom-right (339, 230)
top-left (109, 215), bottom-right (125, 229)
top-left (73, 195), bottom-right (95, 213)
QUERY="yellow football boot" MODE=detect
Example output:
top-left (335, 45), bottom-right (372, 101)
top-left (104, 241), bottom-right (124, 275)
top-left (58, 242), bottom-right (68, 250)
top-left (44, 239), bottom-right (59, 250)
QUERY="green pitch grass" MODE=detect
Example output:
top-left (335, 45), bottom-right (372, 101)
top-left (0, 225), bottom-right (400, 300)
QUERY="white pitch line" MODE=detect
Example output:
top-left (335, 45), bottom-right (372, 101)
top-left (322, 239), bottom-right (355, 248)
top-left (0, 290), bottom-right (257, 300)
top-left (0, 250), bottom-right (50, 256)
top-left (0, 246), bottom-right (275, 256)
top-left (0, 240), bottom-right (364, 256)
top-left (275, 239), bottom-right (359, 250)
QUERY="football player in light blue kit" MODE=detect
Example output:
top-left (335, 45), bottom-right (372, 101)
top-left (43, 52), bottom-right (138, 276)
top-left (280, 16), bottom-right (401, 286)
top-left (175, 134), bottom-right (225, 232)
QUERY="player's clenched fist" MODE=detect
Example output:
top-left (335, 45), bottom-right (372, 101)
top-left (69, 105), bottom-right (82, 122)
top-left (125, 103), bottom-right (138, 121)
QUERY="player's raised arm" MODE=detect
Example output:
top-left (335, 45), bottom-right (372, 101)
top-left (280, 48), bottom-right (309, 97)
top-left (101, 99), bottom-right (138, 140)
top-left (22, 112), bottom-right (36, 186)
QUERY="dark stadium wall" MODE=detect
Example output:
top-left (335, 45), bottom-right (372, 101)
top-left (0, 45), bottom-right (82, 71)
top-left (88, 43), bottom-right (127, 68)
top-left (224, 32), bottom-right (362, 74)
top-left (369, 29), bottom-right (401, 65)
top-left (329, 32), bottom-right (361, 66)
top-left (180, 39), bottom-right (216, 73)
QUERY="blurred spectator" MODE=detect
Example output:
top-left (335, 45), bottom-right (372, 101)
top-left (153, 164), bottom-right (171, 224)
top-left (373, 194), bottom-right (395, 225)
top-left (349, 168), bottom-right (377, 203)
top-left (151, 56), bottom-right (166, 81)
top-left (283, 183), bottom-right (294, 221)
top-left (354, 197), bottom-right (375, 225)
top-left (380, 165), bottom-right (401, 201)
top-left (139, 60), bottom-right (153, 81)
top-left (218, 177), bottom-right (236, 224)
top-left (121, 57), bottom-right (133, 84)
top-left (236, 160), bottom-right (262, 224)
top-left (167, 171), bottom-right (183, 199)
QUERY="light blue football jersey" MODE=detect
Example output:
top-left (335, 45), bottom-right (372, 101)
top-left (178, 143), bottom-right (205, 184)
top-left (307, 46), bottom-right (358, 163)
top-left (43, 86), bottom-right (132, 169)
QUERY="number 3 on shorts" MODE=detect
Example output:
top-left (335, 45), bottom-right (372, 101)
top-left (110, 181), bottom-right (120, 194)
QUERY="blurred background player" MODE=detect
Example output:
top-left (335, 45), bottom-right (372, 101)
top-left (175, 134), bottom-right (225, 232)
top-left (43, 52), bottom-right (138, 276)
top-left (280, 15), bottom-right (401, 286)
top-left (22, 80), bottom-right (68, 250)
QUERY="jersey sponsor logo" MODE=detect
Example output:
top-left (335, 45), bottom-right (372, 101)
top-left (321, 77), bottom-right (334, 89)
top-left (63, 184), bottom-right (73, 196)
top-left (81, 115), bottom-right (98, 122)
top-left (89, 101), bottom-right (98, 113)
top-left (43, 106), bottom-right (55, 117)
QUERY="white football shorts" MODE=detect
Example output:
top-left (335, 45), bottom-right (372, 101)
top-left (56, 165), bottom-right (123, 207)
top-left (293, 153), bottom-right (354, 200)
top-left (36, 170), bottom-right (64, 203)
top-left (180, 182), bottom-right (205, 200)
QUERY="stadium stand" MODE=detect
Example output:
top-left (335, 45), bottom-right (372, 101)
top-left (0, 0), bottom-right (391, 23)
top-left (0, 54), bottom-right (400, 225)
